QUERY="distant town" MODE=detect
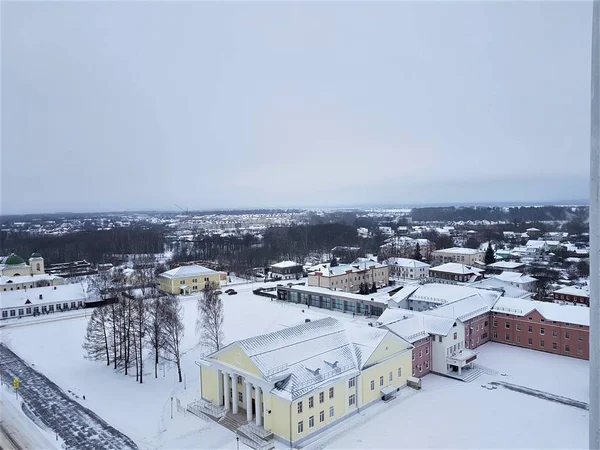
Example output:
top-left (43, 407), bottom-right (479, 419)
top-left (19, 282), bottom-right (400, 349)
top-left (0, 204), bottom-right (592, 449)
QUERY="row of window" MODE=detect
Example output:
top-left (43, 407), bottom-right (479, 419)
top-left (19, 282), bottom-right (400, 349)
top-left (369, 369), bottom-right (403, 391)
top-left (2, 301), bottom-right (83, 318)
top-left (298, 407), bottom-right (335, 433)
top-left (412, 361), bottom-right (430, 376)
top-left (298, 388), bottom-right (335, 413)
top-left (495, 322), bottom-right (584, 340)
top-left (493, 332), bottom-right (585, 355)
top-left (179, 277), bottom-right (210, 285)
top-left (467, 322), bottom-right (488, 334)
top-left (412, 347), bottom-right (430, 360)
top-left (492, 313), bottom-right (586, 328)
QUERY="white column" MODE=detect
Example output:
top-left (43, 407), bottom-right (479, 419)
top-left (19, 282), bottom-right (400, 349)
top-left (245, 381), bottom-right (253, 422)
top-left (217, 369), bottom-right (223, 406)
top-left (223, 372), bottom-right (230, 410)
top-left (255, 386), bottom-right (262, 426)
top-left (356, 374), bottom-right (362, 409)
top-left (232, 373), bottom-right (239, 414)
top-left (344, 377), bottom-right (349, 414)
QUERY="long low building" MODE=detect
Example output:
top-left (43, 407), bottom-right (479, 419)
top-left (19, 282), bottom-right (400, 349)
top-left (0, 273), bottom-right (65, 291)
top-left (198, 317), bottom-right (413, 447)
top-left (0, 283), bottom-right (87, 320)
top-left (276, 285), bottom-right (388, 318)
top-left (307, 261), bottom-right (389, 294)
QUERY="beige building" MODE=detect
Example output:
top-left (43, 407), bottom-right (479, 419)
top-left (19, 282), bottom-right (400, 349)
top-left (158, 265), bottom-right (226, 295)
top-left (308, 261), bottom-right (389, 293)
top-left (432, 248), bottom-right (484, 265)
top-left (197, 317), bottom-right (412, 447)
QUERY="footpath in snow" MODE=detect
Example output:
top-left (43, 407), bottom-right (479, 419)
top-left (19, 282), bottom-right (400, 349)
top-left (0, 344), bottom-right (138, 450)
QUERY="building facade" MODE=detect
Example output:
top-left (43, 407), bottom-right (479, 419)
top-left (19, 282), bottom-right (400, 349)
top-left (384, 258), bottom-right (430, 280)
top-left (0, 283), bottom-right (87, 320)
top-left (552, 286), bottom-right (590, 307)
top-left (198, 317), bottom-right (412, 447)
top-left (432, 248), bottom-right (484, 265)
top-left (0, 253), bottom-right (45, 277)
top-left (269, 261), bottom-right (304, 280)
top-left (158, 265), bottom-right (226, 294)
top-left (429, 263), bottom-right (483, 283)
top-left (307, 262), bottom-right (389, 294)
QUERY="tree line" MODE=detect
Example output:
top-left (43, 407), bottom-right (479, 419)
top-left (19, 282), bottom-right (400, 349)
top-left (411, 206), bottom-right (589, 223)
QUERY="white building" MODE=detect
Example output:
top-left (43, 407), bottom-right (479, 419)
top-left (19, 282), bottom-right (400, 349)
top-left (0, 273), bottom-right (65, 291)
top-left (0, 283), bottom-right (87, 320)
top-left (307, 261), bottom-right (389, 294)
top-left (492, 272), bottom-right (537, 292)
top-left (383, 258), bottom-right (430, 280)
top-left (432, 248), bottom-right (484, 265)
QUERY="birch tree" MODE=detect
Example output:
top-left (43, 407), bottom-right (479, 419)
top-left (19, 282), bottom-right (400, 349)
top-left (147, 295), bottom-right (167, 378)
top-left (163, 296), bottom-right (184, 382)
top-left (197, 283), bottom-right (225, 352)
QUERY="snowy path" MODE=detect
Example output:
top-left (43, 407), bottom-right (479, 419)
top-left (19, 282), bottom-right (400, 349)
top-left (0, 344), bottom-right (138, 450)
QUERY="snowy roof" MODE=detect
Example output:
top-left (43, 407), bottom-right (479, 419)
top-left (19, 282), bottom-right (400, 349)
top-left (212, 317), bottom-right (410, 400)
top-left (159, 265), bottom-right (219, 279)
top-left (493, 272), bottom-right (537, 284)
top-left (408, 283), bottom-right (501, 307)
top-left (468, 278), bottom-right (531, 299)
top-left (426, 294), bottom-right (491, 322)
top-left (430, 263), bottom-right (483, 275)
top-left (384, 258), bottom-right (430, 269)
top-left (487, 261), bottom-right (525, 270)
top-left (553, 286), bottom-right (590, 298)
top-left (526, 240), bottom-right (547, 249)
top-left (379, 309), bottom-right (456, 339)
top-left (285, 285), bottom-right (389, 305)
top-left (434, 247), bottom-right (483, 255)
top-left (270, 261), bottom-right (302, 269)
top-left (0, 283), bottom-right (87, 310)
top-left (492, 297), bottom-right (589, 326)
top-left (0, 273), bottom-right (62, 286)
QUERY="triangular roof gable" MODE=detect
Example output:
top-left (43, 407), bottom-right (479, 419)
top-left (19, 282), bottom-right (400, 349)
top-left (209, 342), bottom-right (265, 379)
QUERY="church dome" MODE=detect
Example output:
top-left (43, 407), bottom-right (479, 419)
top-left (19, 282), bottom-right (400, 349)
top-left (4, 254), bottom-right (26, 265)
top-left (31, 252), bottom-right (42, 258)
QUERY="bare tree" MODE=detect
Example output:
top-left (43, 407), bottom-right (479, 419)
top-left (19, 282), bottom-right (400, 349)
top-left (147, 295), bottom-right (167, 378)
top-left (197, 282), bottom-right (225, 352)
top-left (132, 292), bottom-right (147, 383)
top-left (163, 295), bottom-right (184, 382)
top-left (82, 306), bottom-right (110, 366)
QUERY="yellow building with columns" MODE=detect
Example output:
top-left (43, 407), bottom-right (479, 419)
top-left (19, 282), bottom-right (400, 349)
top-left (198, 317), bottom-right (413, 447)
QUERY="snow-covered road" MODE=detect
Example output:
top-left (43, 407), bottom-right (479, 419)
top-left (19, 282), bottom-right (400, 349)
top-left (0, 344), bottom-right (138, 450)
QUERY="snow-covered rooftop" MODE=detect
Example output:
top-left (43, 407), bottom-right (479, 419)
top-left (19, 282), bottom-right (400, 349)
top-left (384, 258), bottom-right (430, 269)
top-left (434, 247), bottom-right (483, 255)
top-left (553, 286), bottom-right (590, 298)
top-left (468, 278), bottom-right (531, 298)
top-left (492, 297), bottom-right (589, 326)
top-left (493, 272), bottom-right (537, 284)
top-left (311, 261), bottom-right (387, 277)
top-left (0, 283), bottom-right (87, 310)
top-left (407, 283), bottom-right (501, 307)
top-left (486, 261), bottom-right (525, 270)
top-left (0, 273), bottom-right (63, 286)
top-left (159, 265), bottom-right (219, 279)
top-left (379, 308), bottom-right (455, 339)
top-left (285, 284), bottom-right (390, 305)
top-left (430, 263), bottom-right (483, 275)
top-left (270, 261), bottom-right (302, 269)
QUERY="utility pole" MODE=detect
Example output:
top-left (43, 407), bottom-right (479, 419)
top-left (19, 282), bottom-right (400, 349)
top-left (590, 0), bottom-right (600, 448)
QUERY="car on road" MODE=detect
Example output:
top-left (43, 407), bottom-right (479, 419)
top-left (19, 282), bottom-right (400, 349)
top-left (227, 290), bottom-right (237, 295)
top-left (225, 288), bottom-right (234, 294)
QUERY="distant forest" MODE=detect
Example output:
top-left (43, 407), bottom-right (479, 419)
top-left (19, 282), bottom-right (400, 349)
top-left (1, 228), bottom-right (164, 265)
top-left (411, 206), bottom-right (589, 223)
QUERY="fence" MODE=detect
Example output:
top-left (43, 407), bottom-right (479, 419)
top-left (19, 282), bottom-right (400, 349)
top-left (237, 434), bottom-right (275, 450)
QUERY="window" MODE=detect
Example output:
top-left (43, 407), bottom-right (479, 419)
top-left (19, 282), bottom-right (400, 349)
top-left (412, 367), bottom-right (416, 376)
top-left (565, 332), bottom-right (570, 339)
top-left (505, 323), bottom-right (510, 329)
top-left (329, 387), bottom-right (334, 399)
top-left (552, 330), bottom-right (558, 337)
top-left (298, 401), bottom-right (303, 414)
top-left (397, 368), bottom-right (402, 378)
top-left (516, 336), bottom-right (521, 343)
top-left (1, 311), bottom-right (6, 318)
top-left (33, 307), bottom-right (39, 314)
top-left (309, 416), bottom-right (314, 428)
top-left (18, 309), bottom-right (23, 316)
top-left (25, 307), bottom-right (31, 314)
top-left (329, 406), bottom-right (334, 418)
top-left (439, 336), bottom-right (442, 343)
top-left (237, 376), bottom-right (242, 385)
top-left (298, 421), bottom-right (304, 433)
top-left (48, 305), bottom-right (54, 312)
top-left (418, 365), bottom-right (422, 373)
top-left (71, 302), bottom-right (76, 308)
top-left (493, 319), bottom-right (498, 327)
top-left (476, 324), bottom-right (480, 331)
top-left (528, 326), bottom-right (532, 333)
top-left (238, 392), bottom-right (243, 402)
top-left (419, 350), bottom-right (422, 358)
top-left (453, 332), bottom-right (457, 340)
top-left (516, 323), bottom-right (521, 331)
top-left (484, 320), bottom-right (488, 326)
top-left (319, 411), bottom-right (324, 422)
top-left (528, 338), bottom-right (533, 345)
top-left (553, 342), bottom-right (558, 350)
top-left (348, 377), bottom-right (355, 388)
top-left (309, 396), bottom-right (314, 408)
top-left (579, 334), bottom-right (584, 342)
top-left (540, 328), bottom-right (545, 335)
top-left (370, 380), bottom-right (375, 391)
top-left (425, 361), bottom-right (429, 369)
top-left (412, 350), bottom-right (415, 361)
top-left (425, 347), bottom-right (429, 355)
top-left (528, 317), bottom-right (532, 321)
top-left (319, 392), bottom-right (324, 403)
top-left (565, 345), bottom-right (571, 352)
top-left (389, 372), bottom-right (393, 382)
top-left (578, 348), bottom-right (583, 356)
top-left (505, 334), bottom-right (510, 341)
top-left (540, 340), bottom-right (545, 348)
top-left (493, 332), bottom-right (497, 339)
top-left (379, 376), bottom-right (384, 386)
top-left (349, 394), bottom-right (356, 406)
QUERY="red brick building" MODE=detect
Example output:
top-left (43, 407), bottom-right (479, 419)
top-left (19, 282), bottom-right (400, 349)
top-left (552, 286), bottom-right (590, 307)
top-left (491, 297), bottom-right (589, 359)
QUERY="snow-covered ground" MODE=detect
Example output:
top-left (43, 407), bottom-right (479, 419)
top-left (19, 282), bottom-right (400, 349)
top-left (1, 284), bottom-right (589, 449)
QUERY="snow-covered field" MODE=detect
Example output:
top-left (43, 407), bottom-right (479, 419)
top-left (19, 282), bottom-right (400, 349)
top-left (1, 284), bottom-right (589, 449)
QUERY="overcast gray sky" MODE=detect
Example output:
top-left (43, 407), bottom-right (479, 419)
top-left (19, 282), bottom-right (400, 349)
top-left (1, 1), bottom-right (593, 214)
